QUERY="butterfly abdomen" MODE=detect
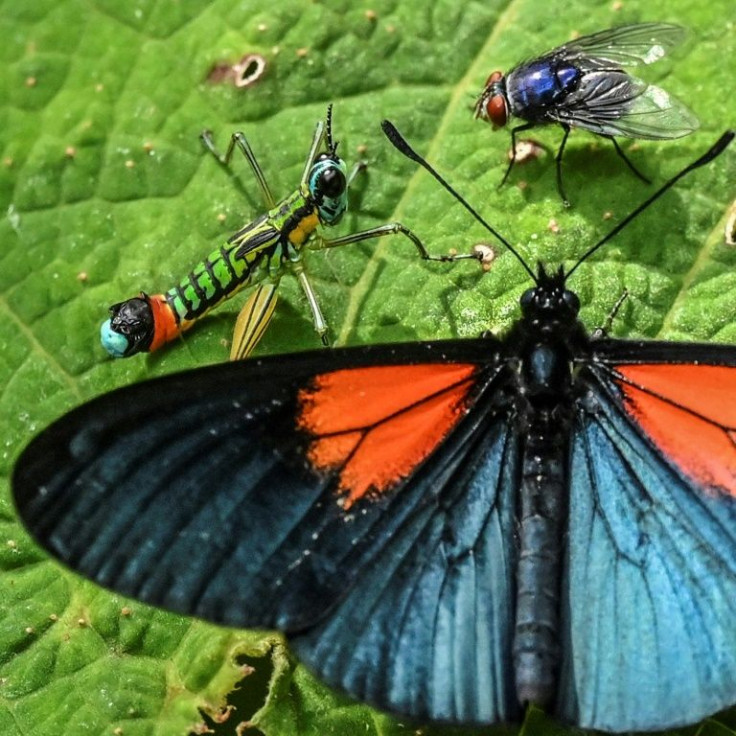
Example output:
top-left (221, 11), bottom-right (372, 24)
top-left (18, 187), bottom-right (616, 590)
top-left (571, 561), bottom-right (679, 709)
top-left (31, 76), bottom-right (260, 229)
top-left (513, 339), bottom-right (574, 707)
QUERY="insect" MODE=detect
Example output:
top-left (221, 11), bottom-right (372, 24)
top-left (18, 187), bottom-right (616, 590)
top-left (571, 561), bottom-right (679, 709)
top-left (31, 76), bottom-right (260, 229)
top-left (101, 105), bottom-right (465, 361)
top-left (13, 125), bottom-right (735, 731)
top-left (475, 23), bottom-right (700, 205)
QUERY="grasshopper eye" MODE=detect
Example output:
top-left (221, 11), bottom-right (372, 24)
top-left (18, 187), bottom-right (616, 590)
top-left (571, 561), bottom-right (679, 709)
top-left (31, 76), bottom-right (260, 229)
top-left (318, 165), bottom-right (346, 198)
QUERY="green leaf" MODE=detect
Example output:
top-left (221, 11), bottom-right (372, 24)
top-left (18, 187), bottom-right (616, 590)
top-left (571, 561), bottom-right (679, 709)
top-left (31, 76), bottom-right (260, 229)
top-left (1, 1), bottom-right (735, 735)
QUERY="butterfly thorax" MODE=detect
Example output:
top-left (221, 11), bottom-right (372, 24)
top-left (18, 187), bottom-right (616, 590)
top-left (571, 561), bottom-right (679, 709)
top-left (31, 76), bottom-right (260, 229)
top-left (510, 269), bottom-right (586, 396)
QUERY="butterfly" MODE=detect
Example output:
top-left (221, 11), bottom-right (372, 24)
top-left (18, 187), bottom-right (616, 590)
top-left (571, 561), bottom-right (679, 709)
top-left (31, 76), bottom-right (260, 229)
top-left (12, 124), bottom-right (736, 732)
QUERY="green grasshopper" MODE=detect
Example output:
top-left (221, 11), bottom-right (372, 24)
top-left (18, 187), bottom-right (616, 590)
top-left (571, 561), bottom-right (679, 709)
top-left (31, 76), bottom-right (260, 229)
top-left (101, 106), bottom-right (473, 360)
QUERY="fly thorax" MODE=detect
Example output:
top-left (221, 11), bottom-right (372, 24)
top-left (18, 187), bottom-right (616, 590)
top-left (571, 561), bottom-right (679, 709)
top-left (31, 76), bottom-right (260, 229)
top-left (553, 61), bottom-right (580, 94)
top-left (507, 60), bottom-right (581, 118)
top-left (309, 153), bottom-right (349, 226)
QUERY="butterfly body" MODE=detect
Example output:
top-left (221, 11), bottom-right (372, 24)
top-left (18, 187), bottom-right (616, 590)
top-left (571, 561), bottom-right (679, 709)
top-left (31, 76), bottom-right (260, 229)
top-left (484, 268), bottom-right (580, 706)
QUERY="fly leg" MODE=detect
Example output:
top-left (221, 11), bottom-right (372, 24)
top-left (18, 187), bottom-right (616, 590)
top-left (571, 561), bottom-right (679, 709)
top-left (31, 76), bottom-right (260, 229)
top-left (200, 130), bottom-right (277, 208)
top-left (555, 124), bottom-right (572, 207)
top-left (608, 136), bottom-right (651, 184)
top-left (500, 122), bottom-right (536, 189)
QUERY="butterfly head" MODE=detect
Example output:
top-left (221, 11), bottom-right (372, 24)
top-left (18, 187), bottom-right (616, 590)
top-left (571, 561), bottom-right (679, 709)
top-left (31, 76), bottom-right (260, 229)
top-left (520, 266), bottom-right (580, 333)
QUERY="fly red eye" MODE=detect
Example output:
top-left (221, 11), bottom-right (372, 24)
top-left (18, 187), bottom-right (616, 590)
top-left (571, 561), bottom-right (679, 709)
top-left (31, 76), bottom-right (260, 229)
top-left (485, 95), bottom-right (508, 128)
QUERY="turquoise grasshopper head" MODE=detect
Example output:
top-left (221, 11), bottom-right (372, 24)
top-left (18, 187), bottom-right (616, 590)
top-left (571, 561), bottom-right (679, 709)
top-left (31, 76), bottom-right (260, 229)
top-left (309, 153), bottom-right (349, 225)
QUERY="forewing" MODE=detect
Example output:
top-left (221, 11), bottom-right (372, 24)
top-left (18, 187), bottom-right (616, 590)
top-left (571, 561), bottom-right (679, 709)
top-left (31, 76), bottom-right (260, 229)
top-left (552, 22), bottom-right (686, 68)
top-left (12, 341), bottom-right (506, 636)
top-left (228, 212), bottom-right (279, 256)
top-left (559, 341), bottom-right (736, 730)
top-left (549, 70), bottom-right (698, 139)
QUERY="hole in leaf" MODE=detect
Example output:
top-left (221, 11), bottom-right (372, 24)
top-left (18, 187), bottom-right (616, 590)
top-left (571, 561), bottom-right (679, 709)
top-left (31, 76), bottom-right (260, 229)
top-left (190, 653), bottom-right (272, 736)
top-left (206, 54), bottom-right (267, 89)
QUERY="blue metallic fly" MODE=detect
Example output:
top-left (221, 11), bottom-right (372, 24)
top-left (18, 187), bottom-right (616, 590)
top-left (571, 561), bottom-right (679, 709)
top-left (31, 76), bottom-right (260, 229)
top-left (475, 23), bottom-right (699, 205)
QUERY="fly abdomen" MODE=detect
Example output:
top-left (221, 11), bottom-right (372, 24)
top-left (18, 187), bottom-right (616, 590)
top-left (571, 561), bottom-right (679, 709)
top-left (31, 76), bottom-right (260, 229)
top-left (513, 407), bottom-right (569, 707)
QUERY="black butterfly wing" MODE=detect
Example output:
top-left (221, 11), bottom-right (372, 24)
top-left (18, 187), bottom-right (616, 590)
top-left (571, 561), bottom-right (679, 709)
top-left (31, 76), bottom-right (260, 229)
top-left (559, 340), bottom-right (736, 730)
top-left (13, 338), bottom-right (523, 722)
top-left (15, 351), bottom-right (357, 630)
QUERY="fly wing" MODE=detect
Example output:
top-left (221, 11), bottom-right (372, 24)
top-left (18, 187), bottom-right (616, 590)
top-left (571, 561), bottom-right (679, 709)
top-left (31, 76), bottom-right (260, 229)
top-left (13, 339), bottom-right (523, 722)
top-left (559, 341), bottom-right (736, 730)
top-left (550, 22), bottom-right (687, 68)
top-left (548, 70), bottom-right (698, 139)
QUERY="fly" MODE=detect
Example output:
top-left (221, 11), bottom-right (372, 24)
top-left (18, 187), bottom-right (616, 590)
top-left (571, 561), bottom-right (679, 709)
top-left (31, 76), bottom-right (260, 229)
top-left (474, 23), bottom-right (699, 205)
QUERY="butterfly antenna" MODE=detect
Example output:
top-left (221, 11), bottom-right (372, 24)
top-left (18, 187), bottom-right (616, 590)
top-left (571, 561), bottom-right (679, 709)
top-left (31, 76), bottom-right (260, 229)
top-left (566, 130), bottom-right (735, 279)
top-left (381, 120), bottom-right (537, 282)
top-left (326, 104), bottom-right (338, 156)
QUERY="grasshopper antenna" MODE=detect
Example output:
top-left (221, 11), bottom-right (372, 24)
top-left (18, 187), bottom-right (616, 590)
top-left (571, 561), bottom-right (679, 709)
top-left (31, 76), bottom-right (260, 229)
top-left (326, 104), bottom-right (338, 156)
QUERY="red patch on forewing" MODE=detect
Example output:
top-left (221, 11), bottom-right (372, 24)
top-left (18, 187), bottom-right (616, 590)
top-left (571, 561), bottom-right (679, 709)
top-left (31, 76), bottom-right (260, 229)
top-left (616, 364), bottom-right (736, 496)
top-left (298, 363), bottom-right (477, 508)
